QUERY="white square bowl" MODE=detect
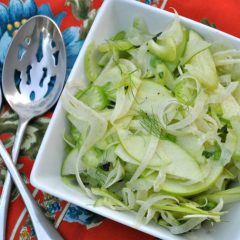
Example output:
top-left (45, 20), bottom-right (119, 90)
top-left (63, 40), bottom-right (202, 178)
top-left (31, 0), bottom-right (240, 239)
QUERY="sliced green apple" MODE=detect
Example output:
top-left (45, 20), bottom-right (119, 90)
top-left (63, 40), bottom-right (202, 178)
top-left (118, 129), bottom-right (203, 181)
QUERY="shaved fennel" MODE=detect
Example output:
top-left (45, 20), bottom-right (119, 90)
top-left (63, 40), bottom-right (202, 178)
top-left (61, 16), bottom-right (240, 235)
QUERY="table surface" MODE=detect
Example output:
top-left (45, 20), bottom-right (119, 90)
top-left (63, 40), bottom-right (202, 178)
top-left (0, 0), bottom-right (239, 239)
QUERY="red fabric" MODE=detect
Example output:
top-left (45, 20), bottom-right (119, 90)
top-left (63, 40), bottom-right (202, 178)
top-left (59, 219), bottom-right (154, 240)
top-left (1, 0), bottom-right (239, 37)
top-left (0, 0), bottom-right (239, 240)
top-left (166, 0), bottom-right (240, 38)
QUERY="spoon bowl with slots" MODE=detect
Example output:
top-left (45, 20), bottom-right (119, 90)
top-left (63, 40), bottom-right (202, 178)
top-left (0, 15), bottom-right (66, 240)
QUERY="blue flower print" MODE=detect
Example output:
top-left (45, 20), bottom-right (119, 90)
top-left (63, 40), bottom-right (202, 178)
top-left (47, 201), bottom-right (61, 214)
top-left (63, 27), bottom-right (84, 76)
top-left (144, 0), bottom-right (160, 4)
top-left (64, 204), bottom-right (104, 227)
top-left (0, 0), bottom-right (83, 82)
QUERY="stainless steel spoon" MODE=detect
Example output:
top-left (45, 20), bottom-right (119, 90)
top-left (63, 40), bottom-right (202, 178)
top-left (0, 15), bottom-right (66, 239)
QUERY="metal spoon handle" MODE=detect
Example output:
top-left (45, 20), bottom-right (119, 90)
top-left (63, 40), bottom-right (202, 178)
top-left (0, 141), bottom-right (63, 240)
top-left (0, 116), bottom-right (29, 240)
top-left (12, 117), bottom-right (30, 164)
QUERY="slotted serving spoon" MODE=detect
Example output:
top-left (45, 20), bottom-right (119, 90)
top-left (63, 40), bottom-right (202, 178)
top-left (0, 15), bottom-right (66, 239)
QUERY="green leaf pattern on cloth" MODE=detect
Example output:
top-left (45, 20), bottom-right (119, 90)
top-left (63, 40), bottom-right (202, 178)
top-left (21, 117), bottom-right (51, 159)
top-left (0, 110), bottom-right (50, 162)
top-left (65, 0), bottom-right (92, 20)
top-left (0, 109), bottom-right (50, 202)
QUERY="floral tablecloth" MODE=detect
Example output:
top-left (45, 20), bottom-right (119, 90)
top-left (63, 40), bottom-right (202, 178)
top-left (0, 0), bottom-right (239, 239)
